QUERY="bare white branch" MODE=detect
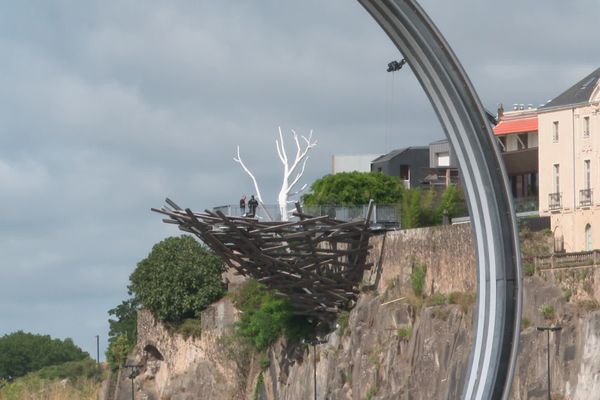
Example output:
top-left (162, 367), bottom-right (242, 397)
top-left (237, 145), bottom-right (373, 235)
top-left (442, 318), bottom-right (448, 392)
top-left (233, 146), bottom-right (264, 203)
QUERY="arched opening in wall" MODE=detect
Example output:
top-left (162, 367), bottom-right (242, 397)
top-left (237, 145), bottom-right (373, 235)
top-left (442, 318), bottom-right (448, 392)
top-left (553, 225), bottom-right (564, 253)
top-left (143, 344), bottom-right (164, 361)
top-left (585, 224), bottom-right (592, 251)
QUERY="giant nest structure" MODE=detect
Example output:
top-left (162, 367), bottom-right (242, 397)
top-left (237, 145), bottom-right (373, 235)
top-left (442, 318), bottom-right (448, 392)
top-left (152, 198), bottom-right (374, 322)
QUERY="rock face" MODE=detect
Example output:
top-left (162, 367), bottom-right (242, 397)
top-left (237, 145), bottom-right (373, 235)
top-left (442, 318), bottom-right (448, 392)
top-left (117, 225), bottom-right (600, 399)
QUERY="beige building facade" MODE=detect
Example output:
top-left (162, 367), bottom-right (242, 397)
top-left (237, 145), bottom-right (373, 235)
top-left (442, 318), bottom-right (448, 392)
top-left (538, 68), bottom-right (600, 251)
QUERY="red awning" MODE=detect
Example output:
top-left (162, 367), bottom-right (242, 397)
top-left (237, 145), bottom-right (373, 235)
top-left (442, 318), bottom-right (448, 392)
top-left (493, 118), bottom-right (538, 135)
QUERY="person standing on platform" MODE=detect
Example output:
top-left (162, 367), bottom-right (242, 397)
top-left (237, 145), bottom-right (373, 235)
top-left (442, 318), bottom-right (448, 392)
top-left (248, 195), bottom-right (258, 217)
top-left (239, 195), bottom-right (246, 216)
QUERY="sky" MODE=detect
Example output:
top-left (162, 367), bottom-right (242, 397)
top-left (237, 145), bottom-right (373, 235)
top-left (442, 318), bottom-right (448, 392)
top-left (1, 1), bottom-right (599, 360)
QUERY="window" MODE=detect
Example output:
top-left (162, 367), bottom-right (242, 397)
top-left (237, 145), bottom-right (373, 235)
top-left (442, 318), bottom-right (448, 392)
top-left (583, 116), bottom-right (590, 138)
top-left (584, 160), bottom-right (591, 189)
top-left (399, 165), bottom-right (410, 181)
top-left (553, 121), bottom-right (559, 142)
top-left (436, 152), bottom-right (450, 167)
top-left (585, 224), bottom-right (592, 251)
top-left (553, 164), bottom-right (560, 193)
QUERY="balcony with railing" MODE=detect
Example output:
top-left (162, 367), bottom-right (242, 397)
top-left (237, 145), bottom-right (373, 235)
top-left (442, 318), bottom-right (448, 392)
top-left (579, 188), bottom-right (593, 208)
top-left (213, 203), bottom-right (402, 228)
top-left (548, 192), bottom-right (562, 211)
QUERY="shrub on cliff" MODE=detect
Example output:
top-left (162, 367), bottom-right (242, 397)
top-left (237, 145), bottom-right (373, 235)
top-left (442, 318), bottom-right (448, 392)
top-left (230, 280), bottom-right (314, 351)
top-left (105, 298), bottom-right (138, 370)
top-left (129, 235), bottom-right (226, 323)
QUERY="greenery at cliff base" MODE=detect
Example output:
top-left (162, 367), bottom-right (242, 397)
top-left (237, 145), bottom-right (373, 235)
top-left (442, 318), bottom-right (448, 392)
top-left (229, 279), bottom-right (315, 352)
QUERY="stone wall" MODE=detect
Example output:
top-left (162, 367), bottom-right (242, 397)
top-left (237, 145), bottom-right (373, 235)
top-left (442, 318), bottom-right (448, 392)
top-left (368, 224), bottom-right (476, 296)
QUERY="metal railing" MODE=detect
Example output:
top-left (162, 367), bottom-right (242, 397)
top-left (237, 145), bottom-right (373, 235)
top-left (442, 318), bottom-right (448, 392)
top-left (548, 192), bottom-right (562, 210)
top-left (579, 188), bottom-right (593, 207)
top-left (213, 203), bottom-right (401, 227)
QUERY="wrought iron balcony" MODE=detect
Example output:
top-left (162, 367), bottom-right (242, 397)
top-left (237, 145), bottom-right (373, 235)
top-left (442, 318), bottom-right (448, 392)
top-left (548, 192), bottom-right (562, 210)
top-left (579, 188), bottom-right (593, 207)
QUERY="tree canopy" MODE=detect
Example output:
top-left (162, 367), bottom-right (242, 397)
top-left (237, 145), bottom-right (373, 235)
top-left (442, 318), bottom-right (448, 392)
top-left (0, 331), bottom-right (89, 378)
top-left (301, 172), bottom-right (405, 206)
top-left (129, 235), bottom-right (226, 323)
top-left (105, 298), bottom-right (138, 370)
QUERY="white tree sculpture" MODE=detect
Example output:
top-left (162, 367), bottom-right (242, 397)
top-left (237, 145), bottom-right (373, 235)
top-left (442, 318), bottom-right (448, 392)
top-left (234, 127), bottom-right (317, 221)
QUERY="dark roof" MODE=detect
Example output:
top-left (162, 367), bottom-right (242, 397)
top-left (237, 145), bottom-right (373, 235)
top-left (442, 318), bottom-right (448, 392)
top-left (429, 138), bottom-right (448, 145)
top-left (540, 67), bottom-right (600, 111)
top-left (371, 146), bottom-right (428, 163)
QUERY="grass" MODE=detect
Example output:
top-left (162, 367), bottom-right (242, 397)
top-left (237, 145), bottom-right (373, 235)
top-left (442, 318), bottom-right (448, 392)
top-left (337, 310), bottom-right (350, 337)
top-left (523, 263), bottom-right (535, 277)
top-left (176, 318), bottom-right (202, 339)
top-left (0, 364), bottom-right (102, 400)
top-left (364, 384), bottom-right (379, 400)
top-left (395, 326), bottom-right (413, 341)
top-left (562, 290), bottom-right (573, 302)
top-left (521, 317), bottom-right (531, 330)
top-left (410, 263), bottom-right (427, 297)
top-left (575, 299), bottom-right (600, 312)
top-left (539, 304), bottom-right (555, 320)
top-left (425, 292), bottom-right (448, 306)
top-left (448, 291), bottom-right (476, 313)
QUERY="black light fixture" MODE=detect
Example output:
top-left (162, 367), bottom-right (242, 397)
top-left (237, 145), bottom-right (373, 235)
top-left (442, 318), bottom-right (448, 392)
top-left (386, 58), bottom-right (406, 72)
top-left (122, 364), bottom-right (144, 400)
top-left (304, 338), bottom-right (328, 400)
top-left (537, 326), bottom-right (562, 400)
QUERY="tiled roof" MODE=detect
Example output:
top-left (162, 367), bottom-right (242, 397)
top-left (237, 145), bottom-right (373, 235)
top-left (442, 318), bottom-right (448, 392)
top-left (493, 117), bottom-right (538, 136)
top-left (540, 67), bottom-right (600, 110)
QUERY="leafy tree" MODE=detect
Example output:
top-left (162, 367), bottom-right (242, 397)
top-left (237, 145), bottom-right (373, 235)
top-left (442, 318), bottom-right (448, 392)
top-left (129, 235), bottom-right (226, 323)
top-left (0, 331), bottom-right (89, 378)
top-left (105, 298), bottom-right (138, 371)
top-left (302, 172), bottom-right (404, 206)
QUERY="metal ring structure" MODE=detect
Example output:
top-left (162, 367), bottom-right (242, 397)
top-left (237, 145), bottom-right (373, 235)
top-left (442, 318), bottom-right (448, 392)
top-left (357, 1), bottom-right (522, 399)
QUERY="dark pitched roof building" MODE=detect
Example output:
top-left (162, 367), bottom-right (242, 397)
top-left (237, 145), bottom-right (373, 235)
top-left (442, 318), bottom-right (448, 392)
top-left (540, 67), bottom-right (600, 111)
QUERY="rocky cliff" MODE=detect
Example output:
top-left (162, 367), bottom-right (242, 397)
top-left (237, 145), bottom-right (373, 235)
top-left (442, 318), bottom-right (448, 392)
top-left (113, 225), bottom-right (600, 399)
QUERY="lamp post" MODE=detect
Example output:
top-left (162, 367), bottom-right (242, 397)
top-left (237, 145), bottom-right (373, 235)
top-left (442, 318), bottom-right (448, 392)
top-left (122, 364), bottom-right (143, 400)
top-left (95, 335), bottom-right (100, 366)
top-left (304, 338), bottom-right (327, 400)
top-left (537, 326), bottom-right (562, 400)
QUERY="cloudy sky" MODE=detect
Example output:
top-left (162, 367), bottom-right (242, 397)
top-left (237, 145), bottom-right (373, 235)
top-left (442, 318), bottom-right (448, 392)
top-left (1, 1), bottom-right (599, 359)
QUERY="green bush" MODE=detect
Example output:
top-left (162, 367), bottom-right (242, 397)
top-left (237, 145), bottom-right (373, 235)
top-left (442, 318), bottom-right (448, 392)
top-left (426, 292), bottom-right (448, 306)
top-left (337, 311), bottom-right (350, 336)
top-left (230, 280), bottom-right (314, 351)
top-left (523, 263), bottom-right (535, 277)
top-left (395, 326), bottom-right (413, 341)
top-left (176, 318), bottom-right (203, 339)
top-left (302, 172), bottom-right (404, 206)
top-left (448, 291), bottom-right (476, 313)
top-left (35, 359), bottom-right (99, 381)
top-left (521, 317), bottom-right (531, 330)
top-left (106, 298), bottom-right (138, 371)
top-left (0, 331), bottom-right (89, 378)
top-left (129, 235), bottom-right (226, 323)
top-left (410, 263), bottom-right (427, 297)
top-left (539, 304), bottom-right (555, 320)
top-left (106, 334), bottom-right (134, 371)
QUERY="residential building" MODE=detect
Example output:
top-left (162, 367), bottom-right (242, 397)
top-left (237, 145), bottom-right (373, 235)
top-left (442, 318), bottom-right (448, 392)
top-left (538, 67), bottom-right (600, 251)
top-left (426, 139), bottom-right (459, 187)
top-left (493, 104), bottom-right (539, 210)
top-left (331, 154), bottom-right (380, 174)
top-left (371, 147), bottom-right (429, 188)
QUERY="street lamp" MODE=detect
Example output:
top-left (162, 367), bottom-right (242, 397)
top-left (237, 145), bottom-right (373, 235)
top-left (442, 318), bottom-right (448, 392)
top-left (304, 338), bottom-right (327, 400)
top-left (537, 326), bottom-right (562, 400)
top-left (122, 364), bottom-right (144, 400)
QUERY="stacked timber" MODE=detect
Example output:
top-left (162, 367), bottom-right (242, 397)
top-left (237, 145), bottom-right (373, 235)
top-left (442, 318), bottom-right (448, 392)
top-left (152, 199), bottom-right (373, 321)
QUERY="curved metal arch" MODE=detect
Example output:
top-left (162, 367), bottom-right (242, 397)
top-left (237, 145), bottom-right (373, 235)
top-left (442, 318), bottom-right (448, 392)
top-left (357, 1), bottom-right (522, 399)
